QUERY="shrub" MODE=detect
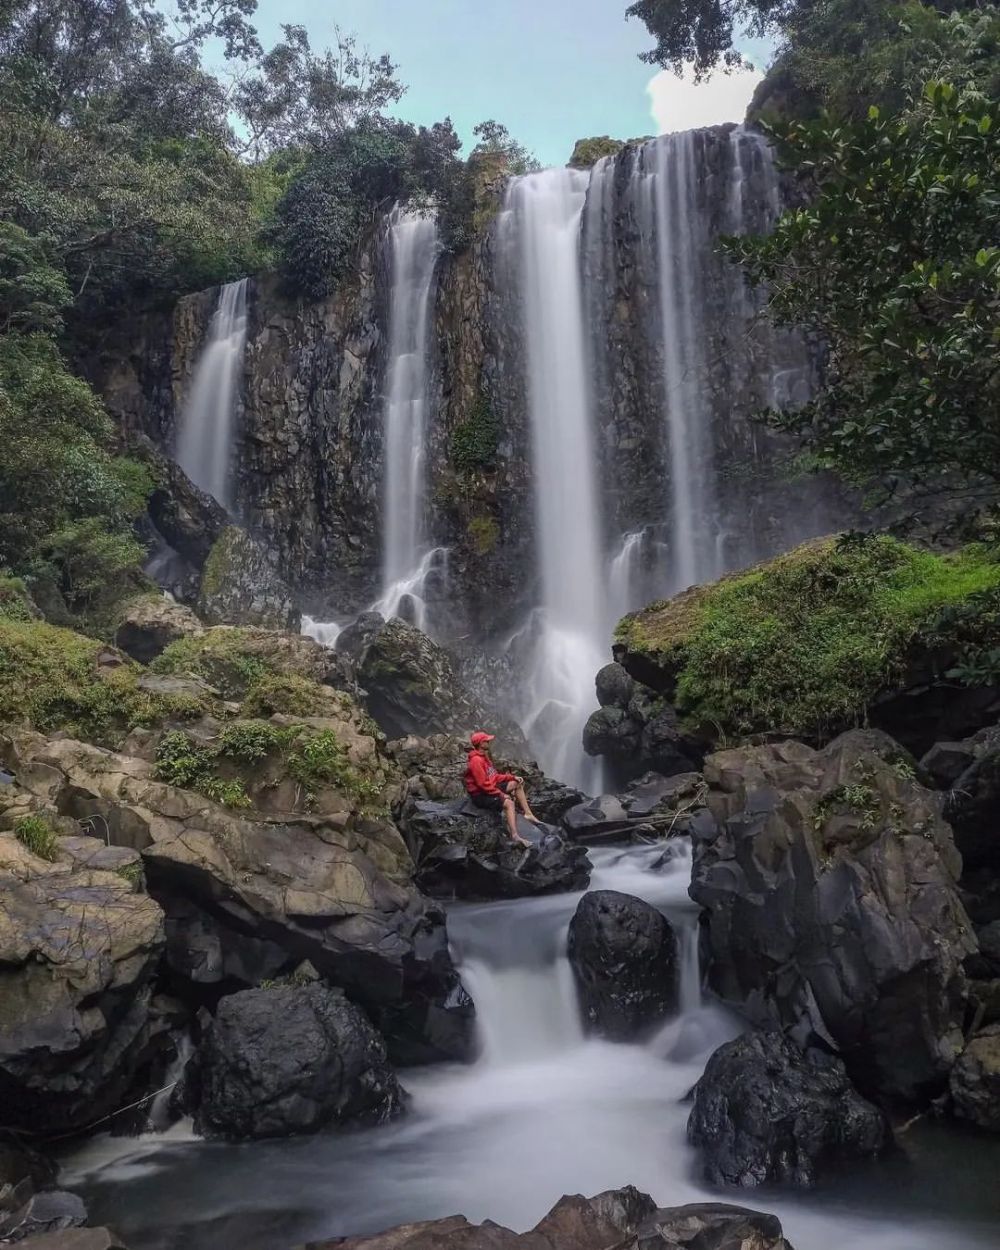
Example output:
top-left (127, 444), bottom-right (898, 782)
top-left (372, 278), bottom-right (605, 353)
top-left (14, 814), bottom-right (58, 861)
top-left (449, 393), bottom-right (500, 473)
top-left (467, 514), bottom-right (499, 555)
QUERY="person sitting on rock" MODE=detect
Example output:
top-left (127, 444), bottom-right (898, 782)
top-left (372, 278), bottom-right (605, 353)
top-left (464, 731), bottom-right (540, 847)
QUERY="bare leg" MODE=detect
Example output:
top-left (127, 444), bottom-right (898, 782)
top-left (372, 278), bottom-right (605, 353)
top-left (512, 783), bottom-right (540, 823)
top-left (502, 793), bottom-right (529, 845)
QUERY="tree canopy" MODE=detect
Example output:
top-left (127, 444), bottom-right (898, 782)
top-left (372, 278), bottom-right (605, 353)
top-left (728, 78), bottom-right (1000, 527)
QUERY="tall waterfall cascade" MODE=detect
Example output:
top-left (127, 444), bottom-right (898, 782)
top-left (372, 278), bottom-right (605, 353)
top-left (376, 206), bottom-right (443, 629)
top-left (499, 170), bottom-right (608, 789)
top-left (633, 127), bottom-right (816, 596)
top-left (175, 278), bottom-right (249, 508)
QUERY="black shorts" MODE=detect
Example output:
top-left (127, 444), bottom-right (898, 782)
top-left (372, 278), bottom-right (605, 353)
top-left (470, 791), bottom-right (508, 813)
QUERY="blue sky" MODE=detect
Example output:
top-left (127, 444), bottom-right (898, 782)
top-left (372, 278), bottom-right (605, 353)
top-left (245, 1), bottom-right (775, 167)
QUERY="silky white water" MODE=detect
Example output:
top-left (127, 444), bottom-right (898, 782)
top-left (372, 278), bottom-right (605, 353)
top-left (379, 206), bottom-right (441, 624)
top-left (175, 278), bottom-right (249, 508)
top-left (66, 842), bottom-right (999, 1250)
top-left (500, 170), bottom-right (607, 789)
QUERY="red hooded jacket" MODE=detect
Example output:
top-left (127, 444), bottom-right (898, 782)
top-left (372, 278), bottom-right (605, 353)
top-left (464, 748), bottom-right (516, 797)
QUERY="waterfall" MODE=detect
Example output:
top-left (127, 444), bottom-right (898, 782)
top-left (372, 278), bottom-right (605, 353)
top-left (628, 126), bottom-right (818, 596)
top-left (379, 206), bottom-right (442, 625)
top-left (175, 278), bottom-right (248, 508)
top-left (608, 530), bottom-right (646, 626)
top-left (500, 170), bottom-right (606, 789)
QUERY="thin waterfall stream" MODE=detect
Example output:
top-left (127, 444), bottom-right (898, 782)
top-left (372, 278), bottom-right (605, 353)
top-left (65, 843), bottom-right (1000, 1250)
top-left (175, 278), bottom-right (249, 509)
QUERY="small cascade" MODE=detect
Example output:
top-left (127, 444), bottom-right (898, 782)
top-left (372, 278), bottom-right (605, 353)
top-left (373, 546), bottom-right (449, 632)
top-left (175, 278), bottom-right (249, 508)
top-left (608, 530), bottom-right (646, 625)
top-left (146, 1035), bottom-right (194, 1133)
top-left (500, 170), bottom-right (606, 789)
top-left (379, 206), bottom-right (441, 625)
top-left (301, 616), bottom-right (342, 648)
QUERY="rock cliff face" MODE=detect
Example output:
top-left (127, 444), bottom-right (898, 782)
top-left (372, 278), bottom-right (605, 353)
top-left (97, 126), bottom-right (843, 647)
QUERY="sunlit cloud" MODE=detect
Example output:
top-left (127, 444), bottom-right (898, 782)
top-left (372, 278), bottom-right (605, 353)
top-left (647, 63), bottom-right (765, 134)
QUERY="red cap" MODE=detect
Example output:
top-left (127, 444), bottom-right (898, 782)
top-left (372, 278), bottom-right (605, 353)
top-left (470, 731), bottom-right (495, 748)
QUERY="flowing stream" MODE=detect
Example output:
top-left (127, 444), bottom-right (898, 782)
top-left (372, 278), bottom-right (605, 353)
top-left (65, 844), bottom-right (1000, 1250)
top-left (175, 278), bottom-right (249, 508)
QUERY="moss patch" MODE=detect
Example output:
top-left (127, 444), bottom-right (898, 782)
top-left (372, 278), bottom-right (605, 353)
top-left (467, 514), bottom-right (499, 556)
top-left (243, 672), bottom-right (339, 718)
top-left (619, 536), bottom-right (1000, 739)
top-left (0, 618), bottom-right (213, 746)
top-left (151, 629), bottom-right (271, 698)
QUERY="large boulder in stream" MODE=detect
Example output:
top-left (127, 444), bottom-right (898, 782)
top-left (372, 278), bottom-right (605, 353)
top-left (338, 615), bottom-right (527, 754)
top-left (1, 729), bottom-right (474, 1067)
top-left (584, 663), bottom-right (703, 786)
top-left (316, 1188), bottom-right (795, 1250)
top-left (0, 850), bottom-right (165, 1134)
top-left (688, 1031), bottom-right (891, 1188)
top-left (567, 890), bottom-right (679, 1040)
top-left (949, 1024), bottom-right (1000, 1132)
top-left (187, 984), bottom-right (404, 1141)
top-left (398, 794), bottom-right (591, 901)
top-left (690, 729), bottom-right (975, 1101)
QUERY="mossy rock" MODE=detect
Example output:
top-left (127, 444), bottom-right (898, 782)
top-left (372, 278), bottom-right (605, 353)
top-left (0, 618), bottom-right (217, 747)
top-left (616, 535), bottom-right (1000, 742)
top-left (151, 626), bottom-right (351, 701)
top-left (197, 526), bottom-right (300, 631)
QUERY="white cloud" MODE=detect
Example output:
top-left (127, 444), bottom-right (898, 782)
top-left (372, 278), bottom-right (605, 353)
top-left (647, 64), bottom-right (765, 135)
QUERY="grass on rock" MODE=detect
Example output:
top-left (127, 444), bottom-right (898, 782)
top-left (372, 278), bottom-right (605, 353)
top-left (617, 535), bottom-right (1000, 739)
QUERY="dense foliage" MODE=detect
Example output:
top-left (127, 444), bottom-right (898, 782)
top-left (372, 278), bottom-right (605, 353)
top-left (617, 536), bottom-right (1000, 738)
top-left (728, 79), bottom-right (1000, 524)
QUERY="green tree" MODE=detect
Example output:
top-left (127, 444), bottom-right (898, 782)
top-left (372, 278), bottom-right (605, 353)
top-left (0, 333), bottom-right (153, 620)
top-left (728, 82), bottom-right (1000, 522)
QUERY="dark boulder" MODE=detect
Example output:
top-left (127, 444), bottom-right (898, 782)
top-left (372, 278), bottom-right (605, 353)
top-left (595, 661), bottom-right (635, 708)
top-left (567, 890), bottom-right (679, 1040)
top-left (947, 749), bottom-right (1000, 873)
top-left (0, 1189), bottom-right (88, 1243)
top-left (688, 1031), bottom-right (891, 1189)
top-left (347, 617), bottom-right (527, 756)
top-left (691, 730), bottom-right (974, 1101)
top-left (920, 739), bottom-right (978, 790)
top-left (398, 795), bottom-right (591, 901)
top-left (188, 984), bottom-right (404, 1141)
top-left (949, 1024), bottom-right (1000, 1132)
top-left (135, 434), bottom-right (227, 569)
top-left (584, 685), bottom-right (702, 787)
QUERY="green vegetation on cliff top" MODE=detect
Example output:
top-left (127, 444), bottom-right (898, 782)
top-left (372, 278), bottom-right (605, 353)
top-left (617, 536), bottom-right (1000, 738)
